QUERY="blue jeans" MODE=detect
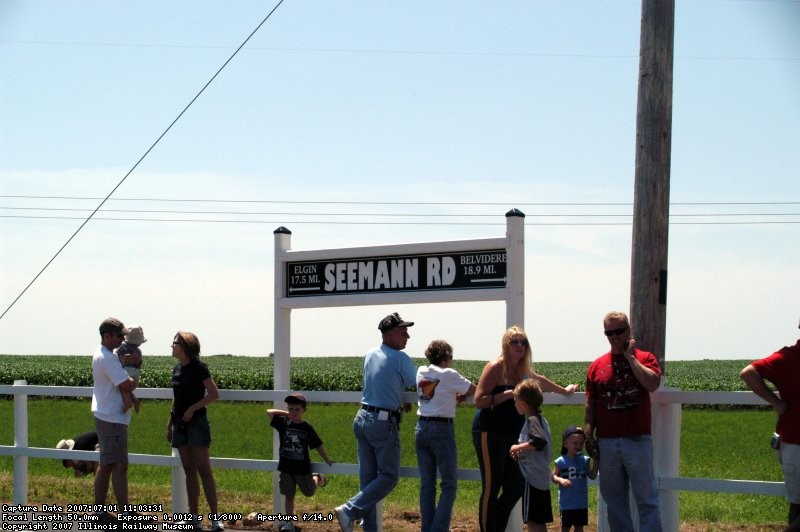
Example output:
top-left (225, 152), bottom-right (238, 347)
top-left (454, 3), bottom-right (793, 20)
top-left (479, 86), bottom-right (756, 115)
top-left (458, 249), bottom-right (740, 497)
top-left (341, 408), bottom-right (400, 532)
top-left (415, 419), bottom-right (458, 532)
top-left (598, 436), bottom-right (662, 532)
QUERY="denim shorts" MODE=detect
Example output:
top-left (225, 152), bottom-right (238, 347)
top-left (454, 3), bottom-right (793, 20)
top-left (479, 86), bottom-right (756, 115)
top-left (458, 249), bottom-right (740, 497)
top-left (779, 441), bottom-right (800, 504)
top-left (171, 414), bottom-right (212, 448)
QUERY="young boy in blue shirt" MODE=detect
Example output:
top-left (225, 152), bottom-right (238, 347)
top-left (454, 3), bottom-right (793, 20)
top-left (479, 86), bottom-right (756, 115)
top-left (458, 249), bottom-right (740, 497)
top-left (552, 426), bottom-right (599, 532)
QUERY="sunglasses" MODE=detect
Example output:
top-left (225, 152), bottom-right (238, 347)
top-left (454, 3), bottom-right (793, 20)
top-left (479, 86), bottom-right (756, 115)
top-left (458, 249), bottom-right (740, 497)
top-left (508, 339), bottom-right (529, 347)
top-left (604, 326), bottom-right (629, 337)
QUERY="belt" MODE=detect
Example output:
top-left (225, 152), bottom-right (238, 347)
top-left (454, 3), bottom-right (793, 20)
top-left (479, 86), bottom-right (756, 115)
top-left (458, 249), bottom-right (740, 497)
top-left (419, 416), bottom-right (453, 423)
top-left (360, 404), bottom-right (401, 421)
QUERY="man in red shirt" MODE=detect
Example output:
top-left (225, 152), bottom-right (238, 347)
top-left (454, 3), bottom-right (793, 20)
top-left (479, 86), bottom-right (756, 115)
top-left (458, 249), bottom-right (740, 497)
top-left (584, 311), bottom-right (662, 532)
top-left (740, 319), bottom-right (800, 532)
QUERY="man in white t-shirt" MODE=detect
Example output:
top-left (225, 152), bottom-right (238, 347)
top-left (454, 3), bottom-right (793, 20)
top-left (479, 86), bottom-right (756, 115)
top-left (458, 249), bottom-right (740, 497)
top-left (92, 317), bottom-right (137, 520)
top-left (415, 339), bottom-right (476, 532)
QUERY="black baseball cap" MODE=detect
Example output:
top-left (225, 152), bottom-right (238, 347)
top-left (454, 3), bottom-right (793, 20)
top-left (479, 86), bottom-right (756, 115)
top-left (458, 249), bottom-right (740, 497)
top-left (378, 312), bottom-right (414, 333)
top-left (285, 393), bottom-right (307, 407)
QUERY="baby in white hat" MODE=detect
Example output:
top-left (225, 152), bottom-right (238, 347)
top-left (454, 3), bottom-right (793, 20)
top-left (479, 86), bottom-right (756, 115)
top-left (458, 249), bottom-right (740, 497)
top-left (116, 325), bottom-right (146, 413)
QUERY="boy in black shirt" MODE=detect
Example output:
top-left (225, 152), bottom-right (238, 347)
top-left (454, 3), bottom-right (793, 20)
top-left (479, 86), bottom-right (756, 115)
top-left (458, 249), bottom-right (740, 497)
top-left (268, 393), bottom-right (334, 529)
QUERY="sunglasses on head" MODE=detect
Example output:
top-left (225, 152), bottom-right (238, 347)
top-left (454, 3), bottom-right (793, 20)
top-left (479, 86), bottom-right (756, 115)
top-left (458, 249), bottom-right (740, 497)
top-left (604, 326), bottom-right (629, 337)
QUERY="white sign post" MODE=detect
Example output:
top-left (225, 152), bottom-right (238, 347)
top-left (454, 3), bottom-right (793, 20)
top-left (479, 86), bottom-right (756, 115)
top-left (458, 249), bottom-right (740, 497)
top-left (272, 209), bottom-right (526, 530)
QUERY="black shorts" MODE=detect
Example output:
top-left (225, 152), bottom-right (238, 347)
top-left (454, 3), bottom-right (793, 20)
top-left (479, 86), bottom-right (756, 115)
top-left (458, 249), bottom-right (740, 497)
top-left (522, 483), bottom-right (553, 525)
top-left (278, 472), bottom-right (317, 498)
top-left (560, 508), bottom-right (588, 528)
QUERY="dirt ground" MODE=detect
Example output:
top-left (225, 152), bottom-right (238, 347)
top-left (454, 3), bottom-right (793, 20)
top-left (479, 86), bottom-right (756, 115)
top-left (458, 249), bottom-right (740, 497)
top-left (231, 509), bottom-right (784, 531)
top-left (8, 505), bottom-right (784, 532)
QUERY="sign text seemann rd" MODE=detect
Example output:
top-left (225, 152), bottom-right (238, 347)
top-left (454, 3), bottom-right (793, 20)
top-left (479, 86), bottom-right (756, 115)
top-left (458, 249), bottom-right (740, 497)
top-left (286, 249), bottom-right (507, 297)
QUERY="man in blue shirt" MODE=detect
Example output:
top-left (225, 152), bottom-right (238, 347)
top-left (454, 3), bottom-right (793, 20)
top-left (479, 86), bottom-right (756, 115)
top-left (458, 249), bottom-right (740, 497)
top-left (335, 313), bottom-right (418, 532)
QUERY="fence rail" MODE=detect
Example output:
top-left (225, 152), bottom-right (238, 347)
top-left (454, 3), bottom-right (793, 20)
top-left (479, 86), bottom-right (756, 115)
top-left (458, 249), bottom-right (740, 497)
top-left (0, 382), bottom-right (786, 531)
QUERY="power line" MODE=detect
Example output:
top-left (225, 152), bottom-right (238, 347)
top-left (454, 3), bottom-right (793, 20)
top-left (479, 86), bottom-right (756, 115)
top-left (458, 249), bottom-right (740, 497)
top-left (1, 194), bottom-right (799, 207)
top-left (3, 39), bottom-right (798, 63)
top-left (0, 0), bottom-right (286, 322)
top-left (2, 206), bottom-right (800, 218)
top-left (2, 214), bottom-right (798, 226)
top-left (2, 198), bottom-right (798, 226)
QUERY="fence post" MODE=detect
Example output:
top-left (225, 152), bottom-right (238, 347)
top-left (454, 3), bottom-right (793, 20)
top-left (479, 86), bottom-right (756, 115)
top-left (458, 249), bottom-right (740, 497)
top-left (504, 209), bottom-right (525, 532)
top-left (653, 387), bottom-right (681, 532)
top-left (171, 447), bottom-right (188, 514)
top-left (273, 227), bottom-right (292, 522)
top-left (13, 379), bottom-right (28, 505)
top-left (505, 209), bottom-right (525, 329)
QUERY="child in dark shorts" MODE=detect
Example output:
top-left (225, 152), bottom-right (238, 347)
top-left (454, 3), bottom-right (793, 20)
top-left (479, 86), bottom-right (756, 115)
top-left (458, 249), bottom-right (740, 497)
top-left (267, 393), bottom-right (334, 531)
top-left (509, 379), bottom-right (553, 532)
top-left (552, 426), bottom-right (599, 532)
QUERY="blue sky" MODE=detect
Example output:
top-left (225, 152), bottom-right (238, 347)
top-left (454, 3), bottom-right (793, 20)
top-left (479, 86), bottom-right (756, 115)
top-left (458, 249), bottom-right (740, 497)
top-left (1, 1), bottom-right (798, 363)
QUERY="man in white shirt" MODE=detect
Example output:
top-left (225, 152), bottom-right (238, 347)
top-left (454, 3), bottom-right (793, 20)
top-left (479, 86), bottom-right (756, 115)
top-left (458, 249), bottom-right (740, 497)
top-left (92, 317), bottom-right (138, 519)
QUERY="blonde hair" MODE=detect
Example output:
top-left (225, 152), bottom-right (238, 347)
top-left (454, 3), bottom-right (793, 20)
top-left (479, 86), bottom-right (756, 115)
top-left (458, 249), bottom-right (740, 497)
top-left (499, 325), bottom-right (533, 384)
top-left (603, 311), bottom-right (630, 328)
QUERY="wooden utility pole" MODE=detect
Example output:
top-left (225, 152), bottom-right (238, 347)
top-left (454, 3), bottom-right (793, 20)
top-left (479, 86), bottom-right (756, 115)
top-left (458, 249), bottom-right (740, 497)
top-left (630, 0), bottom-right (674, 372)
top-left (599, 5), bottom-right (678, 531)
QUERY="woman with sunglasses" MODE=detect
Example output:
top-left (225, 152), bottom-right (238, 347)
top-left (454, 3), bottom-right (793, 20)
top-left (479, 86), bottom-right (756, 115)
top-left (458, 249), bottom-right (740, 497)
top-left (166, 331), bottom-right (225, 532)
top-left (472, 325), bottom-right (578, 532)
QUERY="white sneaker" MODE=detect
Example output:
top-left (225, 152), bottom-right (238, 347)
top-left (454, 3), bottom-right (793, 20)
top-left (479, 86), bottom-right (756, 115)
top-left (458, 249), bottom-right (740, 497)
top-left (334, 505), bottom-right (353, 532)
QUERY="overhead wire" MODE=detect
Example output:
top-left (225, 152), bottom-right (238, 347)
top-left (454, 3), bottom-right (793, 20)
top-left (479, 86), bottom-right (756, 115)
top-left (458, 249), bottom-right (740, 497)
top-left (2, 194), bottom-right (800, 206)
top-left (1, 197), bottom-right (798, 226)
top-left (0, 0), bottom-right (286, 322)
top-left (3, 39), bottom-right (798, 63)
top-left (1, 205), bottom-right (800, 219)
top-left (2, 214), bottom-right (798, 226)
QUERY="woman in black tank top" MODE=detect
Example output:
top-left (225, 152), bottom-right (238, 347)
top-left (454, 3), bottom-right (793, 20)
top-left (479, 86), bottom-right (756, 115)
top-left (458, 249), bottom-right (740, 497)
top-left (471, 326), bottom-right (578, 532)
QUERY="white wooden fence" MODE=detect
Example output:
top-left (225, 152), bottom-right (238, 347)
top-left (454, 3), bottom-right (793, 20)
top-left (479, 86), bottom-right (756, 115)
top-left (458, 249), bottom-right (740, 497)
top-left (0, 381), bottom-right (785, 532)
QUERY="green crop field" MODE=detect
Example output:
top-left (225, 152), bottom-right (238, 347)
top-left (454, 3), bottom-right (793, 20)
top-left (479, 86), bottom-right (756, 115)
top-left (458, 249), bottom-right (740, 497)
top-left (0, 354), bottom-right (757, 391)
top-left (0, 355), bottom-right (785, 529)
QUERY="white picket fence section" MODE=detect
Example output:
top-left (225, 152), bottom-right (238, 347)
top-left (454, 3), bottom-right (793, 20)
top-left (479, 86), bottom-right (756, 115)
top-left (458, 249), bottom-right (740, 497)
top-left (0, 381), bottom-right (786, 532)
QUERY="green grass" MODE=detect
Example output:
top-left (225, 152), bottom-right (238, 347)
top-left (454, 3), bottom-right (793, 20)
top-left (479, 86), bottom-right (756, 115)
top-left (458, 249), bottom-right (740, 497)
top-left (677, 409), bottom-right (784, 526)
top-left (0, 397), bottom-right (785, 527)
top-left (0, 356), bottom-right (785, 527)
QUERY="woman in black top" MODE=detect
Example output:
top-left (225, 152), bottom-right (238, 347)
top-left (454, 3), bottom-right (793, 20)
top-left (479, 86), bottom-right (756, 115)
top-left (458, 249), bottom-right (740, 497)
top-left (472, 325), bottom-right (577, 532)
top-left (165, 331), bottom-right (224, 532)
